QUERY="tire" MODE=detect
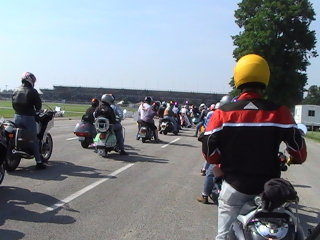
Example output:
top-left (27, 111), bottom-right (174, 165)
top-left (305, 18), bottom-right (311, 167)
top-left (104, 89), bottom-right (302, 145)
top-left (142, 138), bottom-right (146, 143)
top-left (81, 137), bottom-right (91, 148)
top-left (5, 147), bottom-right (21, 172)
top-left (98, 149), bottom-right (107, 157)
top-left (173, 131), bottom-right (178, 135)
top-left (41, 133), bottom-right (53, 163)
top-left (114, 145), bottom-right (120, 153)
top-left (0, 163), bottom-right (5, 184)
top-left (163, 131), bottom-right (167, 135)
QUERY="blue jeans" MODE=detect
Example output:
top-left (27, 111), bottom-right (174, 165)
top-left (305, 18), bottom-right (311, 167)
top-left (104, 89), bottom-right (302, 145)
top-left (216, 181), bottom-right (255, 240)
top-left (14, 114), bottom-right (42, 164)
top-left (202, 161), bottom-right (210, 171)
top-left (202, 164), bottom-right (215, 196)
top-left (112, 123), bottom-right (125, 151)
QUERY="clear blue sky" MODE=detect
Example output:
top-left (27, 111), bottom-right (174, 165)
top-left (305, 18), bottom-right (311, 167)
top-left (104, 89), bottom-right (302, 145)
top-left (0, 0), bottom-right (319, 94)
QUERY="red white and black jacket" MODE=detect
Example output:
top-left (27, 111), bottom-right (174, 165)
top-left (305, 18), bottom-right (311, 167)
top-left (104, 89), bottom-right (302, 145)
top-left (201, 91), bottom-right (307, 194)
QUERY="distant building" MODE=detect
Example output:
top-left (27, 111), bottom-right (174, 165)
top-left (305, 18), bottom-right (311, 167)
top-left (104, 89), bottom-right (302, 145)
top-left (294, 104), bottom-right (320, 131)
top-left (40, 86), bottom-right (225, 106)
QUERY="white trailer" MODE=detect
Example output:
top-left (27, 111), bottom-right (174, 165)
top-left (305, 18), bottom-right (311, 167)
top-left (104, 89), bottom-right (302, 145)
top-left (294, 105), bottom-right (320, 130)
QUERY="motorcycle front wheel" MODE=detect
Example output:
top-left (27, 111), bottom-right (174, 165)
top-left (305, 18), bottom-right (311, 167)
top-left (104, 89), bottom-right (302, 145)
top-left (98, 149), bottom-right (107, 157)
top-left (41, 133), bottom-right (53, 163)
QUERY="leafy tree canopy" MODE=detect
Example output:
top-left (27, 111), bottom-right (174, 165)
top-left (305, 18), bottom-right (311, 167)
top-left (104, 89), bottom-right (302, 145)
top-left (303, 85), bottom-right (320, 105)
top-left (231, 0), bottom-right (317, 107)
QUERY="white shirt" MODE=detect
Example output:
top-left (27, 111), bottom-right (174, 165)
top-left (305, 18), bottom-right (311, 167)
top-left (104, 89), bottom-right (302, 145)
top-left (138, 103), bottom-right (151, 120)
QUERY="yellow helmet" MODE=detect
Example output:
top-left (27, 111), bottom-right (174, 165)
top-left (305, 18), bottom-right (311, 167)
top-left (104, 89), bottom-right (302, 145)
top-left (233, 54), bottom-right (270, 89)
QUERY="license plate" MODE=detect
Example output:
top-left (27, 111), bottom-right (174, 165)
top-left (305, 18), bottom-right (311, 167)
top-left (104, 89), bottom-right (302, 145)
top-left (78, 137), bottom-right (85, 141)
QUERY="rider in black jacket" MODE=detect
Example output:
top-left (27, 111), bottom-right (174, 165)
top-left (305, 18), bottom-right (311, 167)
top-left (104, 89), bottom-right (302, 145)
top-left (12, 72), bottom-right (46, 169)
top-left (94, 94), bottom-right (128, 155)
top-left (84, 98), bottom-right (99, 124)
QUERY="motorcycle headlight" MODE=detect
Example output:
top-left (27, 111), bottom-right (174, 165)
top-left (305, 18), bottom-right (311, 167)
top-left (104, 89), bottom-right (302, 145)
top-left (254, 219), bottom-right (289, 239)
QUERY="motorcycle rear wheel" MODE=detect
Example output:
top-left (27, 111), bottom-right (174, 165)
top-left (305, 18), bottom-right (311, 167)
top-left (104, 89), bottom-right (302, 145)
top-left (41, 133), bottom-right (53, 163)
top-left (0, 163), bottom-right (5, 184)
top-left (81, 137), bottom-right (91, 149)
top-left (5, 148), bottom-right (21, 172)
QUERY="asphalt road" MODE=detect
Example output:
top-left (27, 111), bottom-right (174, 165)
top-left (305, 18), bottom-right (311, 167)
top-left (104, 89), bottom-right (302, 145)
top-left (0, 118), bottom-right (319, 240)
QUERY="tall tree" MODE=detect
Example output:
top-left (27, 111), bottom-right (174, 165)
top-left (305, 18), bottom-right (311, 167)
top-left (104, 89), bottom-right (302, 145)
top-left (303, 85), bottom-right (320, 105)
top-left (231, 0), bottom-right (317, 107)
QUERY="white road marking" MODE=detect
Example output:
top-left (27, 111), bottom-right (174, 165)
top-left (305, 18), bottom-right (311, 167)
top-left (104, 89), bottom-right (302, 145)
top-left (45, 163), bottom-right (135, 212)
top-left (66, 137), bottom-right (78, 141)
top-left (161, 137), bottom-right (181, 148)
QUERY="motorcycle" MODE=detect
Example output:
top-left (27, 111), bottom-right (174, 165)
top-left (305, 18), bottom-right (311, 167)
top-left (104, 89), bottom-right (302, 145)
top-left (191, 112), bottom-right (201, 125)
top-left (0, 119), bottom-right (8, 184)
top-left (3, 109), bottom-right (55, 171)
top-left (137, 121), bottom-right (155, 143)
top-left (159, 118), bottom-right (178, 135)
top-left (228, 189), bottom-right (304, 240)
top-left (228, 152), bottom-right (305, 240)
top-left (93, 117), bottom-right (121, 157)
top-left (74, 115), bottom-right (97, 148)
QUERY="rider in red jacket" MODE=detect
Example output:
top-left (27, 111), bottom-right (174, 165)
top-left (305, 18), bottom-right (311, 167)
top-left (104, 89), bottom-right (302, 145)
top-left (200, 54), bottom-right (307, 240)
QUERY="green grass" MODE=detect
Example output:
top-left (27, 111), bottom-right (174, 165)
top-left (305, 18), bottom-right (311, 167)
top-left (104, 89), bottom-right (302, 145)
top-left (306, 131), bottom-right (320, 143)
top-left (0, 100), bottom-right (137, 119)
top-left (0, 100), bottom-right (88, 118)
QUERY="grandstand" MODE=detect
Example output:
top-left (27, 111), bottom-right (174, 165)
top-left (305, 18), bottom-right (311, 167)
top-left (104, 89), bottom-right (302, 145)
top-left (40, 86), bottom-right (225, 105)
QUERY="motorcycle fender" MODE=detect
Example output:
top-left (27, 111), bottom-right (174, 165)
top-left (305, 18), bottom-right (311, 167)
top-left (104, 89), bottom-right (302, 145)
top-left (139, 127), bottom-right (147, 137)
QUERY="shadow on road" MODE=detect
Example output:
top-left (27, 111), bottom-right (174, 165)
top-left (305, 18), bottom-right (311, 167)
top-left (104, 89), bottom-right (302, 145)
top-left (0, 186), bottom-right (76, 229)
top-left (297, 204), bottom-right (320, 236)
top-left (6, 161), bottom-right (114, 181)
top-left (0, 229), bottom-right (24, 240)
top-left (107, 151), bottom-right (170, 164)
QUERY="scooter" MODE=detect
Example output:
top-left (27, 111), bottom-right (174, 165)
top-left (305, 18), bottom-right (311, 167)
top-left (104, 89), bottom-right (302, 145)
top-left (159, 118), bottom-right (178, 135)
top-left (3, 109), bottom-right (55, 171)
top-left (137, 121), bottom-right (155, 143)
top-left (93, 117), bottom-right (120, 157)
top-left (74, 115), bottom-right (97, 148)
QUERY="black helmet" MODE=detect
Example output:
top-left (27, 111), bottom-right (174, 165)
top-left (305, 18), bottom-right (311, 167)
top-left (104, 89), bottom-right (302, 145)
top-left (91, 98), bottom-right (99, 107)
top-left (152, 101), bottom-right (160, 111)
top-left (144, 96), bottom-right (153, 104)
top-left (21, 72), bottom-right (36, 87)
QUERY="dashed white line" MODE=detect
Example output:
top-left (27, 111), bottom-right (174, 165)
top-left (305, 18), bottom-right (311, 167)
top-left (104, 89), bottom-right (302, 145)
top-left (66, 137), bottom-right (78, 141)
top-left (45, 163), bottom-right (135, 212)
top-left (161, 137), bottom-right (181, 148)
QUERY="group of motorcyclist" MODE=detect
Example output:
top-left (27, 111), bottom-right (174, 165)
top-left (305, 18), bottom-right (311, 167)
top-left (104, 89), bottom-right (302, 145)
top-left (136, 96), bottom-right (221, 140)
top-left (7, 53), bottom-right (308, 240)
top-left (84, 94), bottom-right (128, 155)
